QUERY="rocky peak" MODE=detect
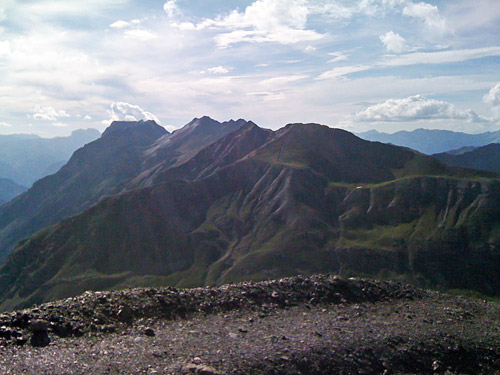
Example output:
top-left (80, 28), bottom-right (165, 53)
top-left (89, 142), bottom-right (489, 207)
top-left (102, 120), bottom-right (168, 139)
top-left (185, 116), bottom-right (219, 128)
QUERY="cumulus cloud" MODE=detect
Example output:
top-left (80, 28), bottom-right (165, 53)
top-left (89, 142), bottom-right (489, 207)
top-left (403, 2), bottom-right (449, 34)
top-left (31, 106), bottom-right (70, 121)
top-left (484, 82), bottom-right (500, 118)
top-left (0, 121), bottom-right (12, 128)
top-left (106, 102), bottom-right (160, 124)
top-left (379, 31), bottom-right (406, 53)
top-left (163, 0), bottom-right (179, 17)
top-left (484, 82), bottom-right (500, 107)
top-left (185, 0), bottom-right (323, 48)
top-left (356, 95), bottom-right (489, 123)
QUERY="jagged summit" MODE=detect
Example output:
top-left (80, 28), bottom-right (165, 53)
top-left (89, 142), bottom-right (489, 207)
top-left (142, 116), bottom-right (250, 170)
top-left (182, 116), bottom-right (248, 132)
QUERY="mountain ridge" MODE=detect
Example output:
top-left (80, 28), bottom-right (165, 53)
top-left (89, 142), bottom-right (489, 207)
top-left (433, 143), bottom-right (500, 173)
top-left (357, 128), bottom-right (500, 154)
top-left (0, 119), bottom-right (499, 311)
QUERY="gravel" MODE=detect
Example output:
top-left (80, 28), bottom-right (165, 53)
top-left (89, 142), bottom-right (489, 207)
top-left (0, 274), bottom-right (499, 374)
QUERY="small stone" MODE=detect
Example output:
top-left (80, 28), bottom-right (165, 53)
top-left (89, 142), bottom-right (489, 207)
top-left (183, 363), bottom-right (221, 375)
top-left (14, 336), bottom-right (28, 346)
top-left (432, 360), bottom-right (441, 371)
top-left (31, 330), bottom-right (50, 347)
top-left (117, 305), bottom-right (134, 324)
top-left (30, 320), bottom-right (49, 332)
top-left (144, 327), bottom-right (155, 337)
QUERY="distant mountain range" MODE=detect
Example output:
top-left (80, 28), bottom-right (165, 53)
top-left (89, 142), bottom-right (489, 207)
top-left (0, 118), bottom-right (499, 311)
top-left (0, 128), bottom-right (100, 186)
top-left (433, 143), bottom-right (500, 173)
top-left (357, 128), bottom-right (500, 154)
top-left (0, 178), bottom-right (26, 206)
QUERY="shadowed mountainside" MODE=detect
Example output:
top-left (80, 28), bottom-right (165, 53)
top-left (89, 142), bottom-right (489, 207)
top-left (0, 120), bottom-right (167, 262)
top-left (0, 121), bottom-right (499, 311)
top-left (0, 118), bottom-right (252, 263)
top-left (433, 143), bottom-right (500, 173)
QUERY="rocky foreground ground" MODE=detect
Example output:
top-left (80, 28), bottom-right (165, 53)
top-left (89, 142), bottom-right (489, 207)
top-left (0, 274), bottom-right (499, 374)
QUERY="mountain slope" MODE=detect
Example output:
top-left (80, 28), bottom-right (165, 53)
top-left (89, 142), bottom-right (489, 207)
top-left (0, 117), bottom-right (249, 263)
top-left (130, 116), bottom-right (248, 188)
top-left (0, 128), bottom-right (100, 186)
top-left (0, 178), bottom-right (26, 205)
top-left (0, 120), bottom-right (167, 262)
top-left (357, 128), bottom-right (500, 154)
top-left (1, 122), bottom-right (499, 311)
top-left (433, 143), bottom-right (500, 173)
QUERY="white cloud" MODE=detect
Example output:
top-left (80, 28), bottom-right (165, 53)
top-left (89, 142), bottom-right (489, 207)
top-left (381, 46), bottom-right (500, 67)
top-left (106, 102), bottom-right (160, 124)
top-left (123, 29), bottom-right (158, 41)
top-left (31, 106), bottom-right (70, 121)
top-left (84, 115), bottom-right (92, 120)
top-left (317, 65), bottom-right (370, 80)
top-left (202, 66), bottom-right (231, 75)
top-left (328, 52), bottom-right (349, 63)
top-left (310, 1), bottom-right (354, 19)
top-left (484, 82), bottom-right (500, 118)
top-left (403, 2), bottom-right (449, 34)
top-left (379, 31), bottom-right (406, 53)
top-left (0, 121), bottom-right (12, 128)
top-left (356, 95), bottom-right (490, 123)
top-left (188, 0), bottom-right (324, 47)
top-left (110, 20), bottom-right (131, 29)
top-left (259, 75), bottom-right (308, 86)
top-left (484, 82), bottom-right (500, 107)
top-left (0, 40), bottom-right (10, 56)
top-left (163, 0), bottom-right (179, 18)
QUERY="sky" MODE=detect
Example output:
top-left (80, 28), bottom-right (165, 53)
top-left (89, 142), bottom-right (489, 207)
top-left (0, 0), bottom-right (499, 137)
